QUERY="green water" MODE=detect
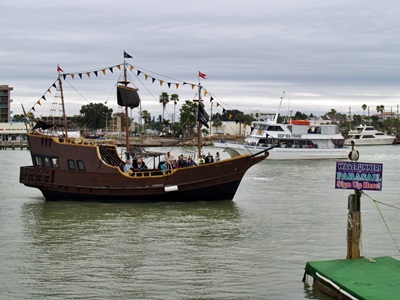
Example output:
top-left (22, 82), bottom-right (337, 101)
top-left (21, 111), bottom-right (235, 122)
top-left (1, 146), bottom-right (399, 299)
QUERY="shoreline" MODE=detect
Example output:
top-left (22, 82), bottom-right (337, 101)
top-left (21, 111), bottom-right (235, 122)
top-left (114, 135), bottom-right (244, 147)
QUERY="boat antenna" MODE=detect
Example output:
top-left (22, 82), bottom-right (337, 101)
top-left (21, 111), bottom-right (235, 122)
top-left (57, 64), bottom-right (68, 138)
top-left (273, 91), bottom-right (284, 124)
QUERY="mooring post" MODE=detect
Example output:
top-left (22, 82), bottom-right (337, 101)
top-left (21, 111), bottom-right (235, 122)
top-left (347, 190), bottom-right (361, 259)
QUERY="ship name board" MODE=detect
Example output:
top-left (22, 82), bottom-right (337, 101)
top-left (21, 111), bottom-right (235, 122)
top-left (277, 133), bottom-right (302, 138)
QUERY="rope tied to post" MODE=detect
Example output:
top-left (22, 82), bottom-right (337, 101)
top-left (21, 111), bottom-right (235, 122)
top-left (361, 191), bottom-right (400, 254)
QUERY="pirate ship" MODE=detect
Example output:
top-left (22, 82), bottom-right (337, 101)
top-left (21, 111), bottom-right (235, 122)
top-left (19, 52), bottom-right (271, 202)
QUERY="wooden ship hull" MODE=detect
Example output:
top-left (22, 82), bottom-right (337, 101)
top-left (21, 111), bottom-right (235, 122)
top-left (20, 133), bottom-right (268, 202)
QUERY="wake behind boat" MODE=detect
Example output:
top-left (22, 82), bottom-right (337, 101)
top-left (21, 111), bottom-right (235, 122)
top-left (214, 96), bottom-right (348, 160)
top-left (344, 125), bottom-right (396, 146)
top-left (19, 53), bottom-right (270, 202)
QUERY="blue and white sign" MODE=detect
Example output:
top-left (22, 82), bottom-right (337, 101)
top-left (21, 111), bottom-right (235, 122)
top-left (335, 161), bottom-right (383, 191)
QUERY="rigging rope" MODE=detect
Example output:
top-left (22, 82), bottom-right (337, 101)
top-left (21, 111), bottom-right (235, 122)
top-left (361, 191), bottom-right (400, 254)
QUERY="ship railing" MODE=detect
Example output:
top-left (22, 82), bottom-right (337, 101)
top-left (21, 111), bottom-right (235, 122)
top-left (124, 169), bottom-right (172, 178)
top-left (57, 137), bottom-right (116, 147)
top-left (98, 143), bottom-right (122, 167)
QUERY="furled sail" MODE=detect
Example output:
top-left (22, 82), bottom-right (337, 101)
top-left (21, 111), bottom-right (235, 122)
top-left (197, 103), bottom-right (209, 128)
top-left (32, 120), bottom-right (54, 131)
top-left (117, 85), bottom-right (141, 108)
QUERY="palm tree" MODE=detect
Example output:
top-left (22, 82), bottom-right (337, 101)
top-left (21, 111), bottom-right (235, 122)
top-left (159, 92), bottom-right (170, 122)
top-left (170, 93), bottom-right (179, 124)
top-left (212, 118), bottom-right (223, 134)
top-left (362, 104), bottom-right (367, 116)
top-left (329, 108), bottom-right (337, 114)
top-left (179, 100), bottom-right (197, 138)
top-left (141, 109), bottom-right (150, 131)
top-left (376, 105), bottom-right (385, 114)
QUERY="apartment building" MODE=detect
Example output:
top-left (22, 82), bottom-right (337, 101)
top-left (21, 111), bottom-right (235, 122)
top-left (0, 85), bottom-right (13, 123)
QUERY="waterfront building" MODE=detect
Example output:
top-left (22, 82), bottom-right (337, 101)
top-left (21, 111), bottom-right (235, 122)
top-left (0, 85), bottom-right (13, 123)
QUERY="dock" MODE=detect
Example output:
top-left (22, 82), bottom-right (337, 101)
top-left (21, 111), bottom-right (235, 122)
top-left (304, 158), bottom-right (400, 299)
top-left (0, 140), bottom-right (29, 150)
top-left (304, 256), bottom-right (400, 299)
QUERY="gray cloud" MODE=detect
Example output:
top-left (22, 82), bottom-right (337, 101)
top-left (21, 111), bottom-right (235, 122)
top-left (1, 0), bottom-right (400, 118)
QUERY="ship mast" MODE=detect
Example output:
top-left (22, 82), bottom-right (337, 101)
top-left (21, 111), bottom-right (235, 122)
top-left (196, 84), bottom-right (204, 157)
top-left (57, 65), bottom-right (68, 138)
top-left (119, 54), bottom-right (130, 158)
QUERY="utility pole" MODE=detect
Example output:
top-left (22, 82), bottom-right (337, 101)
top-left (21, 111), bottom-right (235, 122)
top-left (348, 107), bottom-right (352, 130)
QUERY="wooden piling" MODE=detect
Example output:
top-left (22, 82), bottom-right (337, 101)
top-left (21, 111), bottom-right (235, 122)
top-left (346, 190), bottom-right (361, 259)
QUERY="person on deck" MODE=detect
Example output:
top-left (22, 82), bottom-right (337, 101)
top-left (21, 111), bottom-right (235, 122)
top-left (197, 155), bottom-right (205, 165)
top-left (177, 155), bottom-right (186, 168)
top-left (187, 156), bottom-right (197, 167)
top-left (138, 159), bottom-right (148, 171)
top-left (123, 159), bottom-right (132, 172)
top-left (205, 152), bottom-right (214, 164)
top-left (215, 152), bottom-right (221, 162)
top-left (131, 159), bottom-right (139, 172)
top-left (164, 152), bottom-right (176, 169)
top-left (160, 162), bottom-right (167, 174)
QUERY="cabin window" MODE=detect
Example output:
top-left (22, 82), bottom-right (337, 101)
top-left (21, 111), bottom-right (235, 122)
top-left (258, 138), bottom-right (267, 144)
top-left (67, 159), bottom-right (76, 170)
top-left (34, 156), bottom-right (43, 166)
top-left (77, 160), bottom-right (85, 171)
top-left (258, 125), bottom-right (268, 131)
top-left (267, 125), bottom-right (284, 132)
top-left (52, 158), bottom-right (59, 168)
top-left (44, 157), bottom-right (52, 167)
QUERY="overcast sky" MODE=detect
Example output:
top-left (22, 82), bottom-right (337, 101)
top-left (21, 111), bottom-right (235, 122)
top-left (2, 0), bottom-right (400, 120)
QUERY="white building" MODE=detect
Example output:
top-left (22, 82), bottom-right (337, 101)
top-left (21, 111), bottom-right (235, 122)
top-left (0, 122), bottom-right (27, 141)
top-left (211, 121), bottom-right (252, 137)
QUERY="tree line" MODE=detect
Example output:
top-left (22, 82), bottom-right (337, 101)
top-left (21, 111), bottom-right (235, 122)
top-left (11, 97), bottom-right (398, 136)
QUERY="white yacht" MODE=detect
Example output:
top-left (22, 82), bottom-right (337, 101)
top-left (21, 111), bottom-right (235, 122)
top-left (345, 125), bottom-right (396, 146)
top-left (214, 98), bottom-right (348, 160)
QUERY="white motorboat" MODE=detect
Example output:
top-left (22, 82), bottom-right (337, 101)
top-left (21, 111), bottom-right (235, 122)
top-left (345, 125), bottom-right (396, 146)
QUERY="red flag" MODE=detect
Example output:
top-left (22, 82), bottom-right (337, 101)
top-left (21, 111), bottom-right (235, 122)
top-left (199, 71), bottom-right (207, 79)
top-left (57, 65), bottom-right (64, 72)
